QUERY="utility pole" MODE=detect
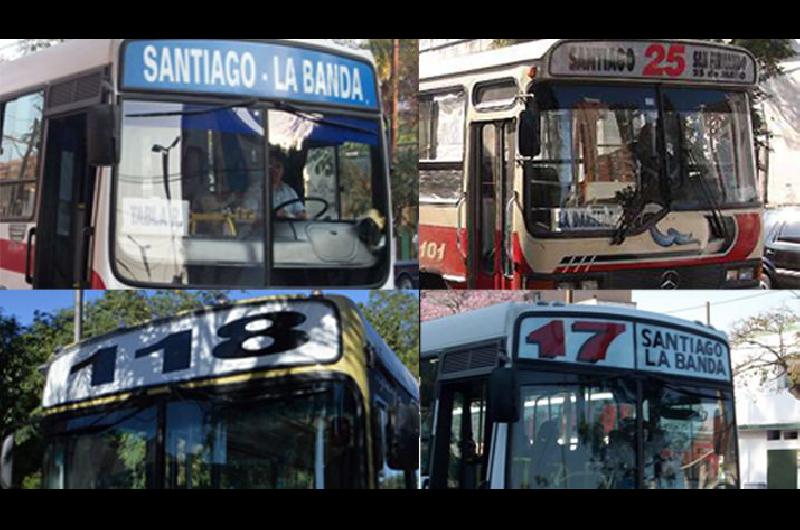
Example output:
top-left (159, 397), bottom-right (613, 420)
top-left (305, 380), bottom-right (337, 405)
top-left (74, 290), bottom-right (83, 343)
top-left (706, 301), bottom-right (711, 326)
top-left (392, 39), bottom-right (400, 165)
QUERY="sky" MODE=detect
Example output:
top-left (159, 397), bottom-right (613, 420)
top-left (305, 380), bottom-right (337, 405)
top-left (631, 290), bottom-right (798, 334)
top-left (0, 290), bottom-right (392, 326)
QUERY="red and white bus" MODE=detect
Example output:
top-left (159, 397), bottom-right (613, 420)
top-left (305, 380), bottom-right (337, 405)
top-left (419, 40), bottom-right (764, 290)
top-left (0, 39), bottom-right (394, 289)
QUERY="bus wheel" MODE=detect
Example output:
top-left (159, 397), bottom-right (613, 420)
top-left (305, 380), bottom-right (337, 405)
top-left (396, 274), bottom-right (415, 291)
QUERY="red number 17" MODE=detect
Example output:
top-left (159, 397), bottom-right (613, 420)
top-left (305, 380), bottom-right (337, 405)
top-left (526, 320), bottom-right (626, 363)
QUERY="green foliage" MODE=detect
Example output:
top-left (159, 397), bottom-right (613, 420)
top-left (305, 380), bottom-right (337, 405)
top-left (2, 290), bottom-right (230, 488)
top-left (359, 292), bottom-right (419, 378)
top-left (363, 39), bottom-right (418, 221)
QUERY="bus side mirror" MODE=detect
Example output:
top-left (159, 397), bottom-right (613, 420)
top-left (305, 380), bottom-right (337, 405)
top-left (87, 104), bottom-right (120, 166)
top-left (518, 105), bottom-right (541, 157)
top-left (488, 367), bottom-right (519, 423)
top-left (387, 403), bottom-right (420, 471)
top-left (1, 432), bottom-right (14, 489)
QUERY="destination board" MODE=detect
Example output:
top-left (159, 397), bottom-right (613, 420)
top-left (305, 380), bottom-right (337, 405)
top-left (121, 40), bottom-right (379, 109)
top-left (516, 315), bottom-right (731, 382)
top-left (548, 40), bottom-right (757, 86)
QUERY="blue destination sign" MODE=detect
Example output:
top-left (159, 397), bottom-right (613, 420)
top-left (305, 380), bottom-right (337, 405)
top-left (121, 40), bottom-right (378, 110)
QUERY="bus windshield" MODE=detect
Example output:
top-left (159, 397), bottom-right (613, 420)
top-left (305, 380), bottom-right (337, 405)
top-left (42, 381), bottom-right (365, 489)
top-left (114, 99), bottom-right (387, 287)
top-left (508, 372), bottom-right (737, 489)
top-left (523, 83), bottom-right (758, 233)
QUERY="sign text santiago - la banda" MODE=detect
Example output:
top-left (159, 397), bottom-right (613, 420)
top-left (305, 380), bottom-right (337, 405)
top-left (122, 40), bottom-right (378, 109)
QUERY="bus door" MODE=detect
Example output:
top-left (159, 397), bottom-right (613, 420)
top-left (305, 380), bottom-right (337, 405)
top-left (430, 379), bottom-right (491, 489)
top-left (33, 113), bottom-right (94, 288)
top-left (468, 121), bottom-right (515, 289)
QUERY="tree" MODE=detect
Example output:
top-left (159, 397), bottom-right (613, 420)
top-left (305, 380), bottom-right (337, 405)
top-left (364, 39), bottom-right (419, 226)
top-left (421, 291), bottom-right (529, 321)
top-left (729, 305), bottom-right (800, 397)
top-left (359, 291), bottom-right (419, 377)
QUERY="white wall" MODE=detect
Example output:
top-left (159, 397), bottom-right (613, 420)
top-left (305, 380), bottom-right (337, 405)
top-left (762, 58), bottom-right (800, 206)
top-left (739, 430), bottom-right (767, 488)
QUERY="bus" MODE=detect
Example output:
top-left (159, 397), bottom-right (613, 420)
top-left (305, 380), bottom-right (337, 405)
top-left (0, 39), bottom-right (394, 290)
top-left (420, 301), bottom-right (739, 489)
top-left (1, 293), bottom-right (419, 489)
top-left (419, 39), bottom-right (764, 290)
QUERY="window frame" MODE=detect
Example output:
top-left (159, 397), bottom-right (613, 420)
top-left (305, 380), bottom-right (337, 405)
top-left (0, 89), bottom-right (46, 222)
top-left (473, 78), bottom-right (518, 113)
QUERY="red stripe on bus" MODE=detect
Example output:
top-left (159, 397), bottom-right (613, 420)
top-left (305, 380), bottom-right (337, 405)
top-left (419, 224), bottom-right (467, 278)
top-left (91, 271), bottom-right (106, 289)
top-left (2, 237), bottom-right (106, 288)
top-left (553, 212), bottom-right (761, 273)
top-left (0, 238), bottom-right (31, 275)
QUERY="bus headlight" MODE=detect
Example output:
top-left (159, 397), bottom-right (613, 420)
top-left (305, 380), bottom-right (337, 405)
top-left (726, 267), bottom-right (755, 282)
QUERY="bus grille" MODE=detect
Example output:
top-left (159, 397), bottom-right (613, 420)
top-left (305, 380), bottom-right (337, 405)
top-left (441, 346), bottom-right (499, 375)
top-left (46, 70), bottom-right (105, 113)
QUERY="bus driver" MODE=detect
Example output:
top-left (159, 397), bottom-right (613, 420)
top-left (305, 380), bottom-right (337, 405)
top-left (270, 153), bottom-right (307, 220)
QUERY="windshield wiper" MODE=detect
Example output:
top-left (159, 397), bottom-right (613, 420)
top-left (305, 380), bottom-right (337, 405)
top-left (125, 97), bottom-right (260, 118)
top-left (692, 168), bottom-right (729, 241)
top-left (269, 99), bottom-right (379, 136)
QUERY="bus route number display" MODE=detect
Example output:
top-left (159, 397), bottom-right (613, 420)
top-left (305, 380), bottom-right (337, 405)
top-left (516, 316), bottom-right (731, 382)
top-left (548, 40), bottom-right (757, 85)
top-left (43, 301), bottom-right (341, 408)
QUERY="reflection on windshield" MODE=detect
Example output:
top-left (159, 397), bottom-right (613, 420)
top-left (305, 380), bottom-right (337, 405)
top-left (42, 383), bottom-right (365, 489)
top-left (43, 407), bottom-right (158, 489)
top-left (510, 379), bottom-right (638, 489)
top-left (114, 100), bottom-right (388, 287)
top-left (508, 376), bottom-right (738, 489)
top-left (643, 384), bottom-right (738, 489)
top-left (524, 84), bottom-right (758, 234)
top-left (116, 100), bottom-right (267, 286)
top-left (165, 385), bottom-right (363, 489)
top-left (663, 89), bottom-right (758, 210)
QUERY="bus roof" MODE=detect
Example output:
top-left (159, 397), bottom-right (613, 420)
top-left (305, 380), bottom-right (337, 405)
top-left (420, 39), bottom-right (558, 81)
top-left (0, 39), bottom-right (375, 99)
top-left (421, 301), bottom-right (727, 354)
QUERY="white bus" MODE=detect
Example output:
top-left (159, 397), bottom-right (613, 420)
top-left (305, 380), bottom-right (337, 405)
top-left (0, 39), bottom-right (393, 289)
top-left (1, 293), bottom-right (419, 489)
top-left (419, 39), bottom-right (764, 290)
top-left (421, 301), bottom-right (739, 489)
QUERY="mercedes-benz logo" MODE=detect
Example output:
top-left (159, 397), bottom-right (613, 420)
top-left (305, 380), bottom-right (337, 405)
top-left (660, 270), bottom-right (680, 290)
